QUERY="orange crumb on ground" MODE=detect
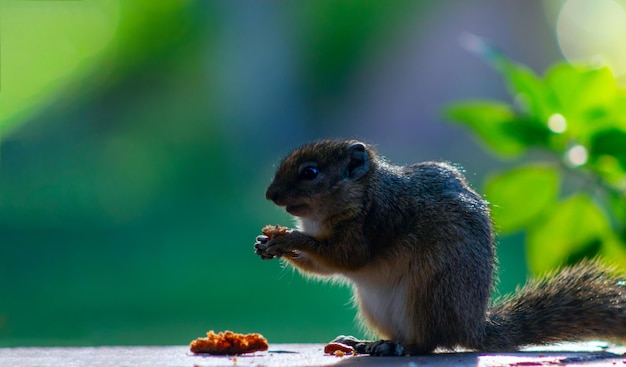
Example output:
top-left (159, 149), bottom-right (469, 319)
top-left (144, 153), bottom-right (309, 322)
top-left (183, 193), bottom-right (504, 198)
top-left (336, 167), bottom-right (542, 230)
top-left (189, 330), bottom-right (268, 355)
top-left (324, 342), bottom-right (355, 355)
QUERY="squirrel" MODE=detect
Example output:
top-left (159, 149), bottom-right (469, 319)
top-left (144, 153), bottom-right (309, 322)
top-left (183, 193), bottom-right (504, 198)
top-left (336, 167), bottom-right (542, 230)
top-left (254, 139), bottom-right (626, 356)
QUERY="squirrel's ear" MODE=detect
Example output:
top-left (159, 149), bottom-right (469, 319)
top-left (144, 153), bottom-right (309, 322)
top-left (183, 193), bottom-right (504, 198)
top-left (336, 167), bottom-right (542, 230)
top-left (346, 142), bottom-right (370, 180)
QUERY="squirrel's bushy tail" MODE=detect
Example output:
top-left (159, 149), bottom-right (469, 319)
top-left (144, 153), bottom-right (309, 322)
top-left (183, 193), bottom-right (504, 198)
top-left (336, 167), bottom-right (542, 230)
top-left (477, 260), bottom-right (626, 351)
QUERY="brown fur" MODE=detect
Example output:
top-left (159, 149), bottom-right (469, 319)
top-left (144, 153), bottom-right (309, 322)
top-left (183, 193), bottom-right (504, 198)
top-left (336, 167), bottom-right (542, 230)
top-left (255, 139), bottom-right (626, 355)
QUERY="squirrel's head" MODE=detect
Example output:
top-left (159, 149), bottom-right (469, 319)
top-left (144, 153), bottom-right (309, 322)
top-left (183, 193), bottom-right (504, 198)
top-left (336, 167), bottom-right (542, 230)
top-left (266, 140), bottom-right (374, 218)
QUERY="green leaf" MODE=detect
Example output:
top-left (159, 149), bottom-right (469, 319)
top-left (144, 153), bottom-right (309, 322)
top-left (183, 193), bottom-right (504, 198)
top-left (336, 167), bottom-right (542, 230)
top-left (453, 41), bottom-right (626, 275)
top-left (502, 63), bottom-right (556, 121)
top-left (589, 128), bottom-right (626, 171)
top-left (599, 234), bottom-right (626, 269)
top-left (545, 64), bottom-right (618, 136)
top-left (462, 36), bottom-right (556, 120)
top-left (445, 101), bottom-right (550, 156)
top-left (485, 165), bottom-right (560, 234)
top-left (526, 195), bottom-right (612, 275)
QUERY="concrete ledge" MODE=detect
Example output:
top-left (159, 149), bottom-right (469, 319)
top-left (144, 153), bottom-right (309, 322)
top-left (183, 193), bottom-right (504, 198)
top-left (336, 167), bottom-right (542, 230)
top-left (1, 342), bottom-right (625, 367)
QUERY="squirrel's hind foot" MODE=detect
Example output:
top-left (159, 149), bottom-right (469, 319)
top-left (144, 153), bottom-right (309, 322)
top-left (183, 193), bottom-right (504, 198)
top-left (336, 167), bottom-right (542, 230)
top-left (365, 340), bottom-right (405, 356)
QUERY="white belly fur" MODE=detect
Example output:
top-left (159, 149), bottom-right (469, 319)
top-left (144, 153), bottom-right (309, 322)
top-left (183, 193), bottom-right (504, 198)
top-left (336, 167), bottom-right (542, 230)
top-left (348, 270), bottom-right (412, 342)
top-left (295, 217), bottom-right (322, 237)
top-left (296, 218), bottom-right (415, 341)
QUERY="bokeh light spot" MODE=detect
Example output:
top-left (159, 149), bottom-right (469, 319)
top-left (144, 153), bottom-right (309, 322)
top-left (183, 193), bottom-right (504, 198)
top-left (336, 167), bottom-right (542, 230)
top-left (566, 144), bottom-right (589, 166)
top-left (556, 0), bottom-right (626, 77)
top-left (547, 113), bottom-right (567, 134)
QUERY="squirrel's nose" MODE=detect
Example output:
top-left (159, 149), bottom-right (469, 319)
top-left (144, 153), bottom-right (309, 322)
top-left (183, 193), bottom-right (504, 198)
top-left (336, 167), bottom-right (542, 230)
top-left (265, 184), bottom-right (278, 203)
top-left (265, 183), bottom-right (286, 205)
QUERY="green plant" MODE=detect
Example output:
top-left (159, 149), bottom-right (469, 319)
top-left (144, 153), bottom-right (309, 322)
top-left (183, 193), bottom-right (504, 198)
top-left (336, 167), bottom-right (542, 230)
top-left (445, 36), bottom-right (626, 275)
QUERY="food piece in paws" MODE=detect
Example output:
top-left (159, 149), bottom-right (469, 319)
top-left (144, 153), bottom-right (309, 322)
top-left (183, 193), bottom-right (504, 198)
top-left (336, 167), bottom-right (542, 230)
top-left (261, 224), bottom-right (291, 239)
top-left (189, 330), bottom-right (269, 355)
top-left (256, 225), bottom-right (293, 260)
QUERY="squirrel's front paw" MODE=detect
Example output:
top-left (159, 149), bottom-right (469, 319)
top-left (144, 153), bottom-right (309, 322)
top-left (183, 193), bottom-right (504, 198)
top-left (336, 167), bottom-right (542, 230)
top-left (254, 234), bottom-right (294, 259)
top-left (254, 235), bottom-right (275, 260)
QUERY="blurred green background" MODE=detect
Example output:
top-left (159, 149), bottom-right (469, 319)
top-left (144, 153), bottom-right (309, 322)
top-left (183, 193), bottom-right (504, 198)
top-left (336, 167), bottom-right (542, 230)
top-left (1, 0), bottom-right (624, 346)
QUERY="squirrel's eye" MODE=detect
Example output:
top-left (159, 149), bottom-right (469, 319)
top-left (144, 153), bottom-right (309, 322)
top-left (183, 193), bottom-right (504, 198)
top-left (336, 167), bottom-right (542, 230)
top-left (298, 166), bottom-right (319, 180)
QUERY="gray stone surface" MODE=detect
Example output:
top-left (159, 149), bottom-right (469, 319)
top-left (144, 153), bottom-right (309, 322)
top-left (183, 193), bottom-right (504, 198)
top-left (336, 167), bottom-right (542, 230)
top-left (1, 342), bottom-right (625, 367)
